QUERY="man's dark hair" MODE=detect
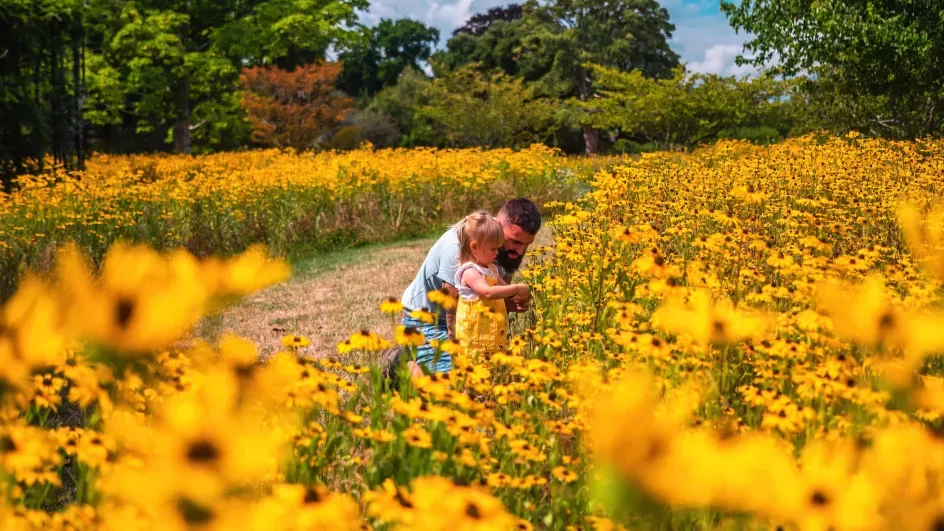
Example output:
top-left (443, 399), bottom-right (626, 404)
top-left (498, 198), bottom-right (541, 235)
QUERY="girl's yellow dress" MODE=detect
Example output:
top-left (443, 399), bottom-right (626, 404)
top-left (454, 263), bottom-right (508, 358)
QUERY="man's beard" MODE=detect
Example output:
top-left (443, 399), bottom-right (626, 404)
top-left (496, 248), bottom-right (524, 273)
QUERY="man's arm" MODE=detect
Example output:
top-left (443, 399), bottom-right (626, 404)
top-left (441, 281), bottom-right (459, 339)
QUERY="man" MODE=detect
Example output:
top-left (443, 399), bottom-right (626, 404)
top-left (397, 198), bottom-right (542, 375)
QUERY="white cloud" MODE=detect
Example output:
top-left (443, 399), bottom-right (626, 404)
top-left (688, 44), bottom-right (757, 76)
top-left (432, 0), bottom-right (476, 28)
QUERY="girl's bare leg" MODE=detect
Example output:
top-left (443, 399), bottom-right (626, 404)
top-left (407, 361), bottom-right (425, 378)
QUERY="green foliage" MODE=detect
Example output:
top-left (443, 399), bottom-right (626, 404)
top-left (722, 0), bottom-right (944, 137)
top-left (434, 18), bottom-right (533, 80)
top-left (575, 65), bottom-right (792, 150)
top-left (369, 69), bottom-right (439, 147)
top-left (1, 0), bottom-right (88, 188)
top-left (84, 0), bottom-right (368, 153)
top-left (83, 54), bottom-right (124, 127)
top-left (418, 68), bottom-right (559, 148)
top-left (434, 0), bottom-right (680, 153)
top-left (337, 18), bottom-right (440, 97)
top-left (328, 125), bottom-right (362, 150)
top-left (344, 110), bottom-right (402, 148)
top-left (211, 0), bottom-right (369, 68)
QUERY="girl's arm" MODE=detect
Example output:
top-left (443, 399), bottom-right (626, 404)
top-left (460, 269), bottom-right (526, 300)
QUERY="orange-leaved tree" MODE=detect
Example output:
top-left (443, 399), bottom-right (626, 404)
top-left (240, 62), bottom-right (354, 150)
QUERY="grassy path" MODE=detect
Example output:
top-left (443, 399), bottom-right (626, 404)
top-left (197, 228), bottom-right (553, 360)
top-left (198, 237), bottom-right (436, 358)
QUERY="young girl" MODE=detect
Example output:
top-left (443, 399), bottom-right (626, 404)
top-left (405, 211), bottom-right (529, 377)
top-left (452, 211), bottom-right (529, 359)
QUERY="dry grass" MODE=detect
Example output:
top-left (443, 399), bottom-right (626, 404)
top-left (195, 228), bottom-right (554, 362)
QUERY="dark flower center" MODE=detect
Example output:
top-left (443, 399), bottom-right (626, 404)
top-left (186, 439), bottom-right (221, 464)
top-left (303, 487), bottom-right (323, 504)
top-left (395, 490), bottom-right (414, 509)
top-left (115, 298), bottom-right (135, 329)
top-left (465, 501), bottom-right (482, 519)
top-left (0, 435), bottom-right (17, 453)
top-left (810, 489), bottom-right (829, 506)
top-left (712, 320), bottom-right (726, 337)
top-left (878, 311), bottom-right (896, 331)
top-left (178, 498), bottom-right (215, 524)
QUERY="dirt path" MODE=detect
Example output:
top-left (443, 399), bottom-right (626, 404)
top-left (196, 228), bottom-right (553, 361)
top-left (197, 238), bottom-right (436, 359)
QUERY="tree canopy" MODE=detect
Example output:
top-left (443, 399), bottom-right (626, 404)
top-left (436, 0), bottom-right (680, 153)
top-left (453, 4), bottom-right (524, 37)
top-left (722, 0), bottom-right (944, 136)
top-left (337, 18), bottom-right (440, 98)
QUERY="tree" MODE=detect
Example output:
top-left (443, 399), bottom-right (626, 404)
top-left (1, 0), bottom-right (87, 191)
top-left (368, 68), bottom-right (439, 147)
top-left (337, 18), bottom-right (440, 97)
top-left (435, 16), bottom-right (535, 79)
top-left (240, 62), bottom-right (354, 150)
top-left (453, 4), bottom-right (523, 36)
top-left (84, 0), bottom-right (367, 154)
top-left (418, 68), bottom-right (558, 148)
top-left (524, 0), bottom-right (680, 154)
top-left (721, 0), bottom-right (944, 137)
top-left (436, 0), bottom-right (680, 154)
top-left (574, 64), bottom-right (792, 149)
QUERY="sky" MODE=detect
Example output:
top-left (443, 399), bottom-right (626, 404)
top-left (359, 0), bottom-right (757, 77)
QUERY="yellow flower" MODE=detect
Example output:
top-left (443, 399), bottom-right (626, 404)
top-left (395, 326), bottom-right (426, 348)
top-left (207, 244), bottom-right (291, 298)
top-left (402, 425), bottom-right (432, 449)
top-left (55, 243), bottom-right (208, 354)
top-left (281, 335), bottom-right (311, 348)
top-left (409, 308), bottom-right (436, 324)
top-left (427, 288), bottom-right (458, 311)
top-left (651, 290), bottom-right (770, 344)
top-left (380, 297), bottom-right (405, 315)
top-left (552, 466), bottom-right (578, 483)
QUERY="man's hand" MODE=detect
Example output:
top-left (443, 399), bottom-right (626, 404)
top-left (446, 310), bottom-right (457, 340)
top-left (506, 291), bottom-right (531, 313)
top-left (442, 282), bottom-right (460, 340)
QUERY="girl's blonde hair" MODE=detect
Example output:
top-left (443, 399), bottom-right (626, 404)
top-left (455, 210), bottom-right (504, 264)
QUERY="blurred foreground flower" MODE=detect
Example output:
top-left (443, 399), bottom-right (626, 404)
top-left (651, 290), bottom-right (770, 344)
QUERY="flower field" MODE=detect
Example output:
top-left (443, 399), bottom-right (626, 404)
top-left (4, 135), bottom-right (944, 530)
top-left (0, 145), bottom-right (584, 302)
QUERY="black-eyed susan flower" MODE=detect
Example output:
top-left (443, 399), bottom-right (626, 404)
top-left (380, 297), bottom-right (404, 315)
top-left (427, 288), bottom-right (457, 311)
top-left (401, 425), bottom-right (432, 449)
top-left (281, 334), bottom-right (311, 349)
top-left (409, 308), bottom-right (436, 324)
top-left (394, 326), bottom-right (426, 348)
top-left (552, 466), bottom-right (578, 483)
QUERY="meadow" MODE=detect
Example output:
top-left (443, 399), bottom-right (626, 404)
top-left (0, 145), bottom-right (586, 302)
top-left (3, 135), bottom-right (944, 530)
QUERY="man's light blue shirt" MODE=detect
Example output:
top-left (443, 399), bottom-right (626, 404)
top-left (401, 228), bottom-right (461, 323)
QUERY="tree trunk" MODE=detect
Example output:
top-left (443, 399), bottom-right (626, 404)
top-left (582, 125), bottom-right (598, 156)
top-left (50, 18), bottom-right (60, 172)
top-left (174, 0), bottom-right (192, 154)
top-left (174, 77), bottom-right (192, 154)
top-left (72, 16), bottom-right (85, 170)
top-left (927, 93), bottom-right (936, 136)
top-left (576, 65), bottom-right (598, 156)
